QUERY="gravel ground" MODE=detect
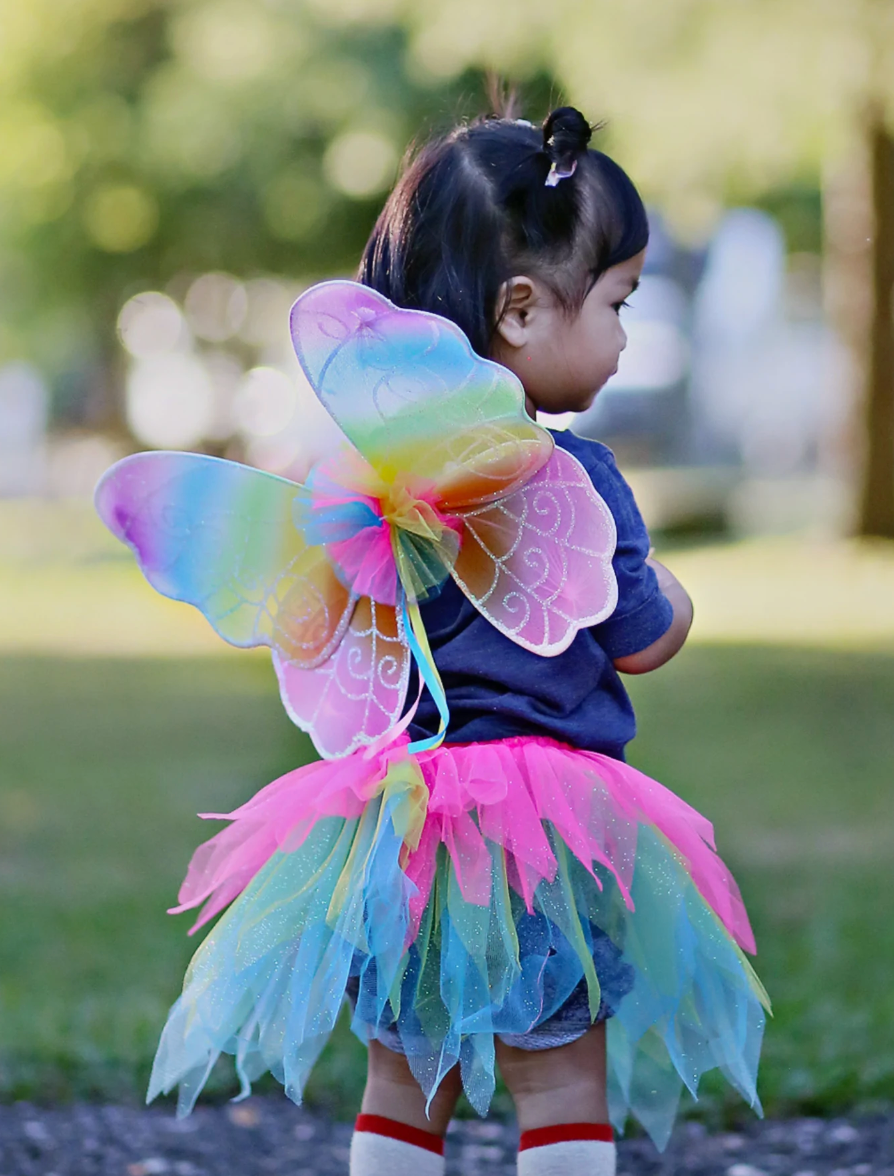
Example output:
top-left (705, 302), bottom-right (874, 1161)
top-left (1, 1100), bottom-right (892, 1176)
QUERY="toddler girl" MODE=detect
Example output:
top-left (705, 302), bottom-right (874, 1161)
top-left (345, 108), bottom-right (765, 1175)
top-left (100, 105), bottom-right (767, 1176)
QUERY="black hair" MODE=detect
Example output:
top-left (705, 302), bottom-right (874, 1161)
top-left (357, 106), bottom-right (649, 357)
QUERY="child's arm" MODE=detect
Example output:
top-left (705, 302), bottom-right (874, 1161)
top-left (612, 558), bottom-right (693, 675)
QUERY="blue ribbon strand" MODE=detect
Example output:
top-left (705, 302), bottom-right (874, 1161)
top-left (400, 592), bottom-right (449, 755)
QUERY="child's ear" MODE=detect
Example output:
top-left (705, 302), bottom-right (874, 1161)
top-left (493, 276), bottom-right (538, 349)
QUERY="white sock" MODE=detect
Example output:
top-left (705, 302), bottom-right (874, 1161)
top-left (518, 1124), bottom-right (616, 1176)
top-left (350, 1113), bottom-right (445, 1176)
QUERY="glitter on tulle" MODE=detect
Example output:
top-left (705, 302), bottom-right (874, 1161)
top-left (150, 736), bottom-right (768, 1150)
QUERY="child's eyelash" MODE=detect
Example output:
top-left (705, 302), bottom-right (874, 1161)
top-left (613, 299), bottom-right (632, 313)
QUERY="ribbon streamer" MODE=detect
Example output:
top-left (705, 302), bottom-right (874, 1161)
top-left (401, 593), bottom-right (449, 754)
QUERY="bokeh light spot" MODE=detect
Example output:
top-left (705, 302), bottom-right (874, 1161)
top-left (83, 184), bottom-right (158, 253)
top-left (0, 103), bottom-right (70, 189)
top-left (126, 354), bottom-right (215, 449)
top-left (172, 1), bottom-right (279, 84)
top-left (117, 292), bottom-right (187, 359)
top-left (323, 130), bottom-right (397, 198)
top-left (239, 279), bottom-right (297, 348)
top-left (184, 272), bottom-right (247, 342)
top-left (234, 366), bottom-right (296, 438)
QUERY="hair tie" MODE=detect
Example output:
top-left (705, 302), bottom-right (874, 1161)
top-left (541, 106), bottom-right (591, 188)
top-left (545, 159), bottom-right (577, 187)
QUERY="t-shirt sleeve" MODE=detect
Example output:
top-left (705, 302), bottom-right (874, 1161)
top-left (584, 445), bottom-right (674, 660)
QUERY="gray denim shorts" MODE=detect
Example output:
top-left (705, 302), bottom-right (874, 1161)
top-left (345, 931), bottom-right (634, 1054)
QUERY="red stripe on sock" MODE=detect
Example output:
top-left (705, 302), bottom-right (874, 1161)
top-left (354, 1113), bottom-right (445, 1155)
top-left (519, 1122), bottom-right (615, 1150)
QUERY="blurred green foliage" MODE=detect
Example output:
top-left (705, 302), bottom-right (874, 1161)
top-left (7, 0), bottom-right (883, 433)
top-left (754, 186), bottom-right (824, 256)
top-left (2, 644), bottom-right (893, 1121)
top-left (0, 0), bottom-right (559, 424)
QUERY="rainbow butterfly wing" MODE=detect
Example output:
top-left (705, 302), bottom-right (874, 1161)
top-left (96, 453), bottom-right (353, 666)
top-left (290, 281), bottom-right (553, 508)
top-left (96, 453), bottom-right (407, 758)
top-left (97, 284), bottom-right (620, 761)
top-left (450, 447), bottom-right (618, 654)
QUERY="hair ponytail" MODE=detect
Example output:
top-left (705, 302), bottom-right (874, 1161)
top-left (542, 106), bottom-right (592, 183)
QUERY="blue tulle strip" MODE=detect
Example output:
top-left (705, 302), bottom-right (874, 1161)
top-left (148, 799), bottom-right (767, 1150)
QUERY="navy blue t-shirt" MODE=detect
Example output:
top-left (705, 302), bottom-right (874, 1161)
top-left (407, 431), bottom-right (674, 761)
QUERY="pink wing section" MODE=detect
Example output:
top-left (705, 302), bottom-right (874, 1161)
top-left (273, 597), bottom-right (411, 759)
top-left (451, 447), bottom-right (618, 655)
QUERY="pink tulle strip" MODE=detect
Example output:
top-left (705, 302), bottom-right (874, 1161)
top-left (171, 736), bottom-right (755, 954)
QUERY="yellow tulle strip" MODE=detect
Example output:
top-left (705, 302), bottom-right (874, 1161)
top-left (326, 757), bottom-right (429, 928)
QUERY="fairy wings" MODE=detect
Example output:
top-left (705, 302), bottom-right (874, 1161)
top-left (95, 281), bottom-right (618, 759)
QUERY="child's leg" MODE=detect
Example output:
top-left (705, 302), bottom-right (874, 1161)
top-left (496, 1024), bottom-right (615, 1175)
top-left (350, 1039), bottom-right (463, 1176)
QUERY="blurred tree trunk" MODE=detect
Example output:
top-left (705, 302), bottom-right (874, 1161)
top-left (858, 114), bottom-right (894, 536)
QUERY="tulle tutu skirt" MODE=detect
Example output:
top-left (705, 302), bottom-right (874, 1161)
top-left (148, 736), bottom-right (768, 1150)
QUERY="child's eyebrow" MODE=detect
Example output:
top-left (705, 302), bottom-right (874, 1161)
top-left (629, 277), bottom-right (641, 294)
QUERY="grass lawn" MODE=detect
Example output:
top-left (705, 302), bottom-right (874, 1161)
top-left (2, 644), bottom-right (893, 1123)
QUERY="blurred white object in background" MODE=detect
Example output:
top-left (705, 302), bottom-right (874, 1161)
top-left (690, 208), bottom-right (786, 463)
top-left (571, 267), bottom-right (692, 457)
top-left (691, 209), bottom-right (848, 476)
top-left (119, 283), bottom-right (245, 450)
top-left (244, 356), bottom-right (348, 481)
top-left (117, 291), bottom-right (187, 357)
top-left (694, 208), bottom-right (784, 342)
top-left (238, 279), bottom-right (297, 348)
top-left (609, 274), bottom-right (690, 391)
top-left (538, 410), bottom-right (576, 432)
top-left (689, 209), bottom-right (852, 533)
top-left (234, 366), bottom-right (296, 438)
top-left (126, 353), bottom-right (216, 449)
top-left (115, 276), bottom-right (349, 469)
top-left (0, 362), bottom-right (49, 495)
top-left (119, 289), bottom-right (221, 449)
top-left (201, 349), bottom-right (244, 440)
top-left (184, 272), bottom-right (248, 342)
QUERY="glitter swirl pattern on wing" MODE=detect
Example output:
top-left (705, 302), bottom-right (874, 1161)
top-left (451, 447), bottom-right (618, 654)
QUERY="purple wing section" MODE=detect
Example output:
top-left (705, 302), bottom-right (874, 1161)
top-left (450, 447), bottom-right (618, 654)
